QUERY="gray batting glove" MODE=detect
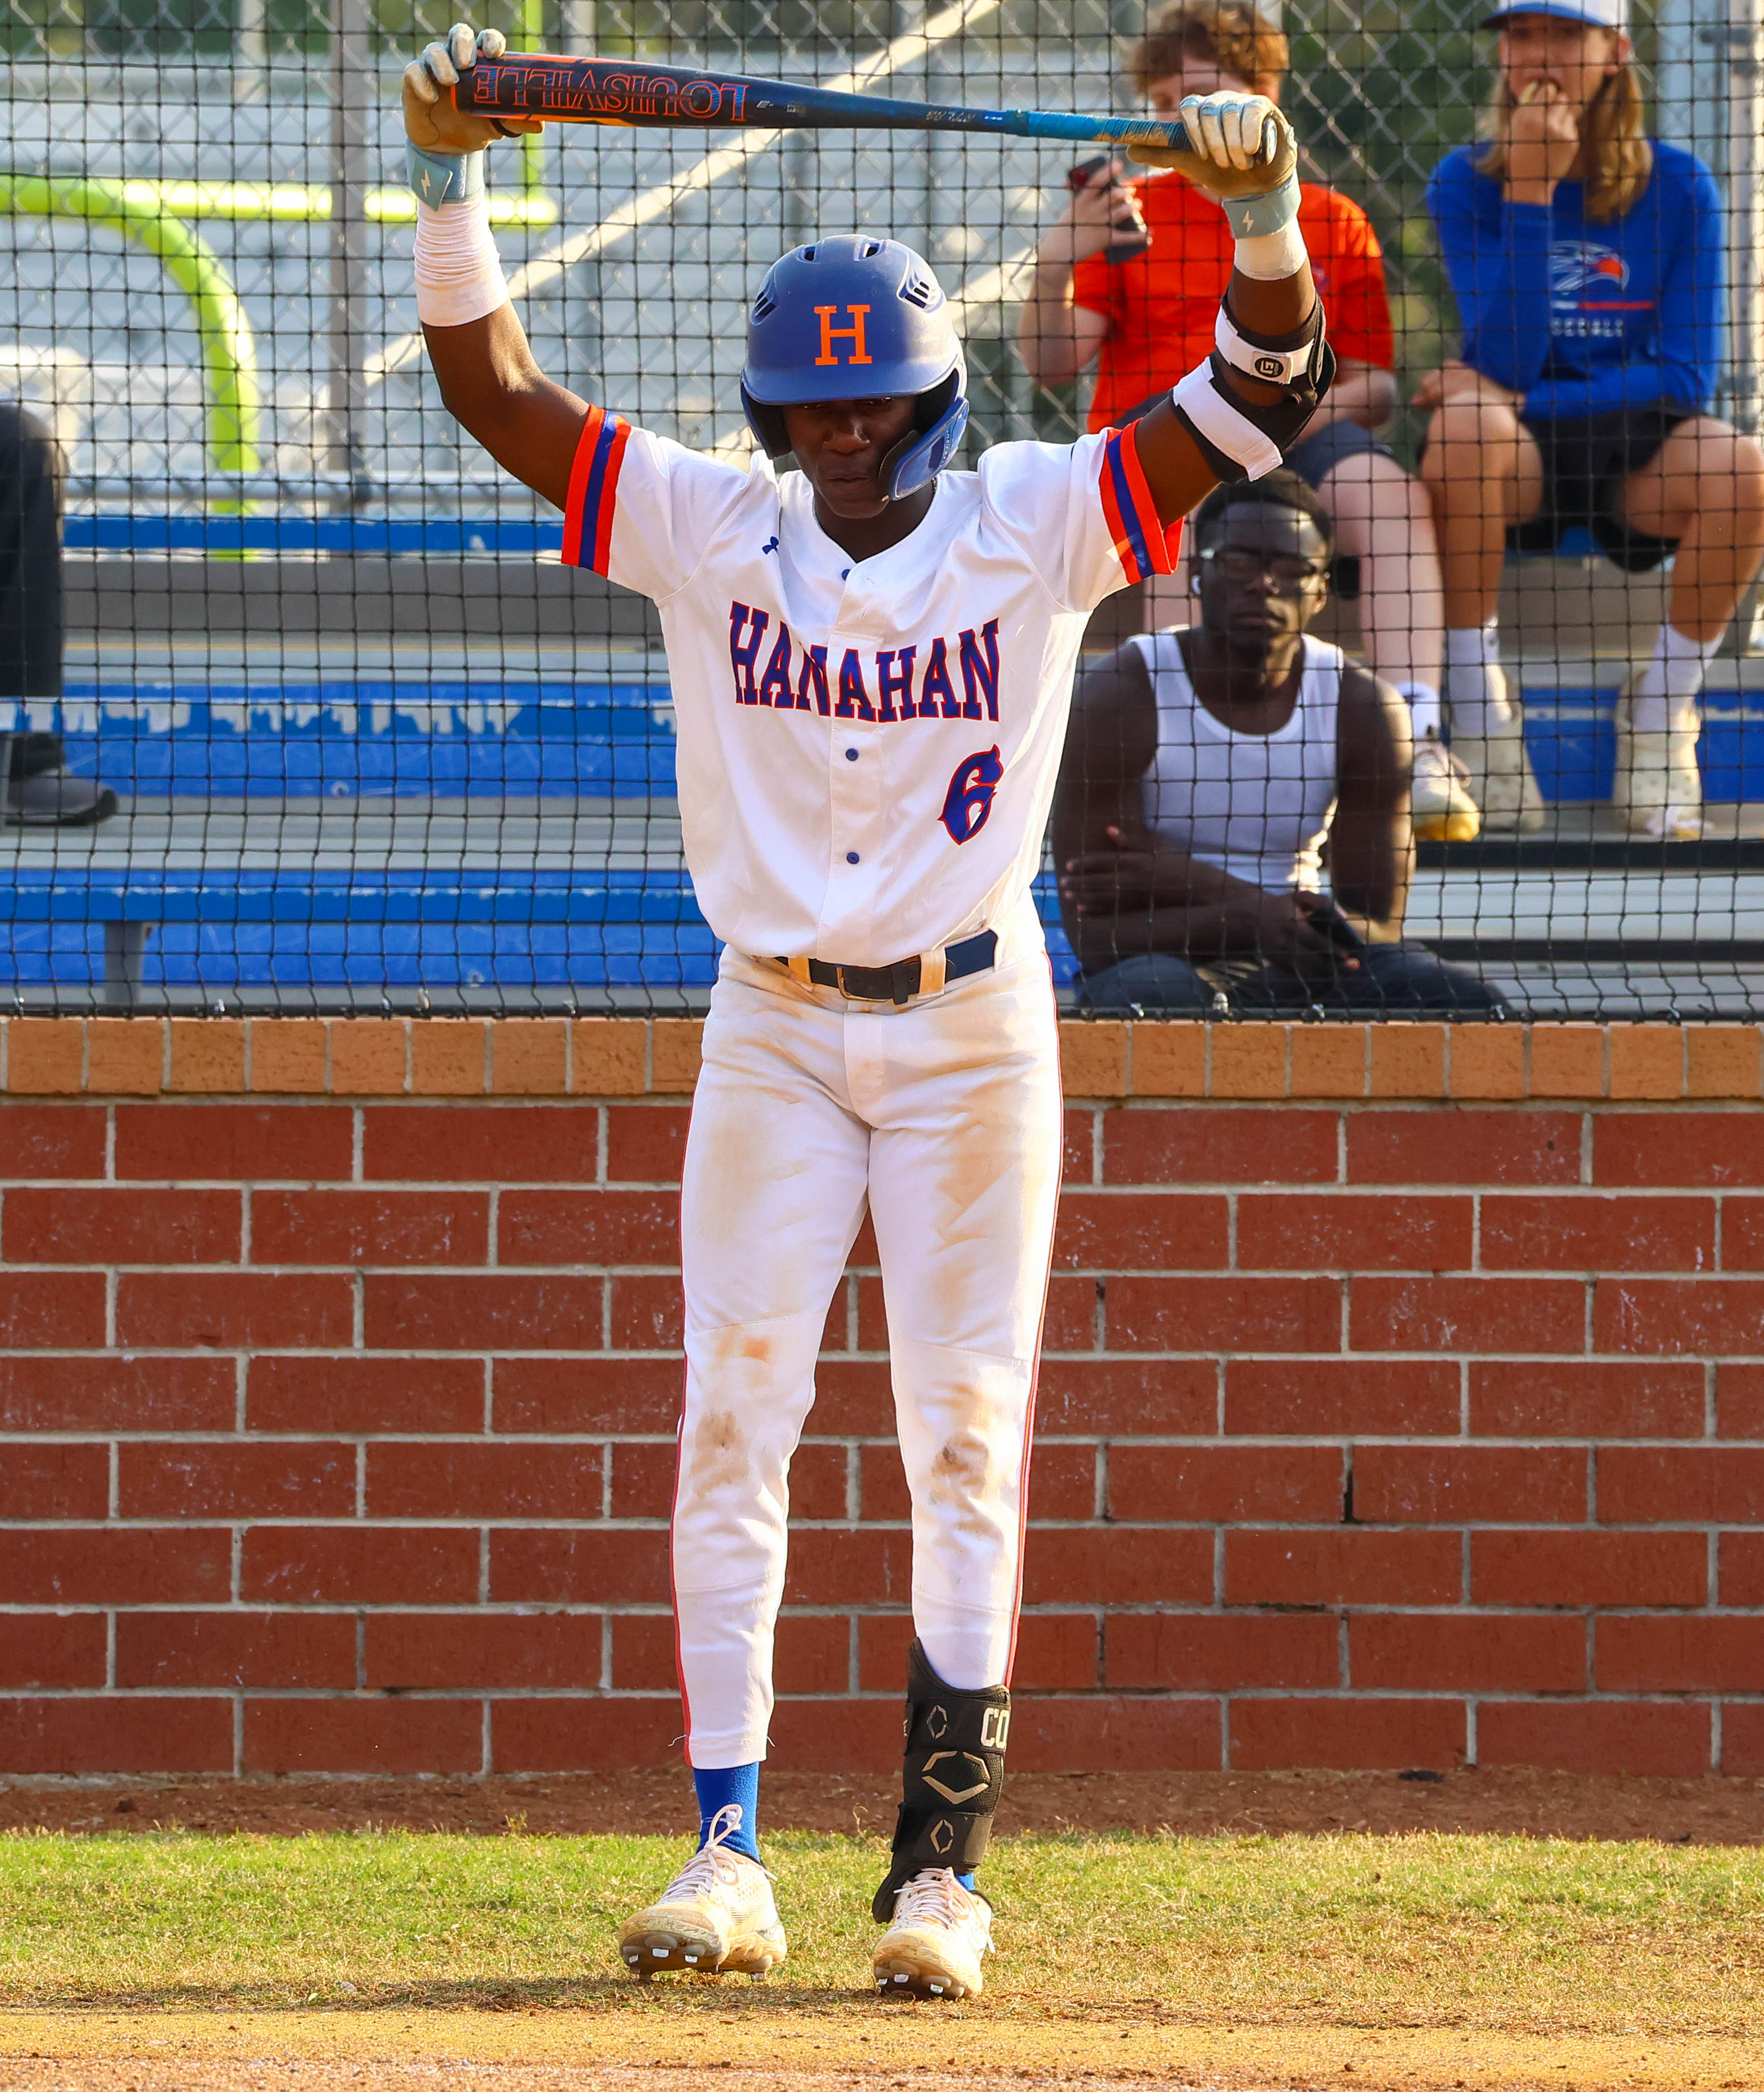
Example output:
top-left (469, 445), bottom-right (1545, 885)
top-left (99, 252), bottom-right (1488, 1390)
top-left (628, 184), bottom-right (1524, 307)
top-left (1135, 92), bottom-right (1295, 200)
top-left (402, 21), bottom-right (541, 156)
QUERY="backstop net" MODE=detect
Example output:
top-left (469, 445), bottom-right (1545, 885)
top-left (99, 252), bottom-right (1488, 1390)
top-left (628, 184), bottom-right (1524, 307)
top-left (3, 0), bottom-right (1761, 1017)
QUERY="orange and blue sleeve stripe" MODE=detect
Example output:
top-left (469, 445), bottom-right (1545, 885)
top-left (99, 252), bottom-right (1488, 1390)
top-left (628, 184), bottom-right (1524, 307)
top-left (560, 405), bottom-right (632, 575)
top-left (1099, 421), bottom-right (1180, 585)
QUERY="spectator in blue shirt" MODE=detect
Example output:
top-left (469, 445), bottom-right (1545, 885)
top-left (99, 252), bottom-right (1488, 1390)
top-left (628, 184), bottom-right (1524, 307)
top-left (1417, 0), bottom-right (1764, 839)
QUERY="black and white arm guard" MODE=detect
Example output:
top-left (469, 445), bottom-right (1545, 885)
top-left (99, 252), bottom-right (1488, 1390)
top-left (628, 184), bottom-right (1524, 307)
top-left (1169, 298), bottom-right (1335, 484)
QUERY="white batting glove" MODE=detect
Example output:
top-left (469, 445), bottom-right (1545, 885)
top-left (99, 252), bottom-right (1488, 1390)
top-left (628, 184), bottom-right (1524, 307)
top-left (1181, 94), bottom-right (1289, 179)
top-left (1136, 92), bottom-right (1298, 227)
top-left (402, 20), bottom-right (540, 158)
top-left (411, 20), bottom-right (505, 98)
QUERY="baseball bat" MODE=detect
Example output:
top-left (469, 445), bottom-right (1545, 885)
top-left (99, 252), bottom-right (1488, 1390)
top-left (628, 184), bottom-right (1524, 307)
top-left (451, 51), bottom-right (1194, 153)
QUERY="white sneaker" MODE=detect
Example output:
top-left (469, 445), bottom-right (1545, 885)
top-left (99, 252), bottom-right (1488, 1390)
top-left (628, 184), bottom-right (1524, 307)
top-left (1450, 665), bottom-right (1546, 833)
top-left (1613, 681), bottom-right (1702, 839)
top-left (873, 1868), bottom-right (993, 2000)
top-left (1409, 734), bottom-right (1482, 842)
top-left (616, 1804), bottom-right (786, 1981)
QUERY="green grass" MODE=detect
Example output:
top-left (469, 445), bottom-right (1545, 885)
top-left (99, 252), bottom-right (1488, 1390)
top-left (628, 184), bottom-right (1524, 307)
top-left (3, 1828), bottom-right (1762, 2034)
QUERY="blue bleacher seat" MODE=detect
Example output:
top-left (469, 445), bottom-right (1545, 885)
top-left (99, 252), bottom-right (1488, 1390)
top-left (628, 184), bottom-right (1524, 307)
top-left (10, 681), bottom-right (673, 800)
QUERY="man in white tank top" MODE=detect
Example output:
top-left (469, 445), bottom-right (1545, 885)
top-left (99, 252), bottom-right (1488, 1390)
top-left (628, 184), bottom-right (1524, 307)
top-left (1054, 472), bottom-right (1497, 1013)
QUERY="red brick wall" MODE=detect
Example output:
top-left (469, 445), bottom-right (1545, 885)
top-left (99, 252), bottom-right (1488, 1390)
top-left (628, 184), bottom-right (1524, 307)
top-left (3, 1014), bottom-right (1762, 1779)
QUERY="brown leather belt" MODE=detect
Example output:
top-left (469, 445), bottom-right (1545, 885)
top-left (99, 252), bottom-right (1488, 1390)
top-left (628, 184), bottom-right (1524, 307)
top-left (778, 929), bottom-right (998, 1007)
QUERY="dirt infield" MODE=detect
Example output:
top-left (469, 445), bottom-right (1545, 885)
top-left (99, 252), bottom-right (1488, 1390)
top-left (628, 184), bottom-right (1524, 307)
top-left (4, 2013), bottom-right (1763, 2092)
top-left (1, 2013), bottom-right (1759, 2091)
top-left (6, 1766), bottom-right (1763, 1846)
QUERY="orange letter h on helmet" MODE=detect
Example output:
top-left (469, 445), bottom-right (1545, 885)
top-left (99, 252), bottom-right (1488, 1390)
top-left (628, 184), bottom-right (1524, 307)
top-left (814, 304), bottom-right (873, 367)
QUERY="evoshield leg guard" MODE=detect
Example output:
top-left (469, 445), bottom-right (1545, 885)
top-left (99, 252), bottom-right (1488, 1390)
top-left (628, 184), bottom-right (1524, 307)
top-left (871, 1639), bottom-right (1010, 1922)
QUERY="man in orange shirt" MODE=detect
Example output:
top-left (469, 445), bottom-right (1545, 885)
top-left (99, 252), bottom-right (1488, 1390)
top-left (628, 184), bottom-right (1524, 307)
top-left (1019, 0), bottom-right (1480, 838)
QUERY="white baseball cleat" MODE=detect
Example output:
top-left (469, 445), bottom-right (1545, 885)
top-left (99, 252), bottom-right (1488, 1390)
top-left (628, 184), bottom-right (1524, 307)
top-left (1612, 685), bottom-right (1703, 840)
top-left (1450, 723), bottom-right (1546, 833)
top-left (873, 1867), bottom-right (993, 2000)
top-left (615, 1804), bottom-right (786, 1981)
top-left (1409, 734), bottom-right (1482, 843)
top-left (1449, 662), bottom-right (1545, 834)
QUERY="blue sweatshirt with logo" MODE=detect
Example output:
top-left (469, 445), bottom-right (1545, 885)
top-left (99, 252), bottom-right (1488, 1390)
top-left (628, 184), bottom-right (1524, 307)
top-left (1426, 137), bottom-right (1723, 420)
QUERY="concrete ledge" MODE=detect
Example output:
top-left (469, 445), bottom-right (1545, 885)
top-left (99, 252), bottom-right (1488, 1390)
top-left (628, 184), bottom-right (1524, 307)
top-left (1, 1016), bottom-right (1757, 1100)
top-left (1313, 553), bottom-right (1676, 663)
top-left (65, 556), bottom-right (664, 642)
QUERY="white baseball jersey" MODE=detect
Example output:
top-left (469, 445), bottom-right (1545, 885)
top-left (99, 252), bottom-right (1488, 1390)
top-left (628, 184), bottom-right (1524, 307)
top-left (561, 408), bottom-right (1178, 969)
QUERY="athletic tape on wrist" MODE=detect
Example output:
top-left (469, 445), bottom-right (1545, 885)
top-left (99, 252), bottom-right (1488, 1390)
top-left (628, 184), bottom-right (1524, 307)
top-left (1219, 168), bottom-right (1301, 240)
top-left (407, 140), bottom-right (485, 208)
top-left (1170, 361), bottom-right (1283, 482)
top-left (1232, 217), bottom-right (1310, 282)
top-left (413, 193), bottom-right (509, 329)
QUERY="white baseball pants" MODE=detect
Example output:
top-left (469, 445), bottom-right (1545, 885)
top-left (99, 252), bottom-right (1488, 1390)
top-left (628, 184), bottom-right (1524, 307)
top-left (673, 928), bottom-right (1063, 1768)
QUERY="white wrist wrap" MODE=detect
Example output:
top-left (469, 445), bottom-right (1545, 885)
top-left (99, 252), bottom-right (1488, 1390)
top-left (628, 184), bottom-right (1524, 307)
top-left (1214, 305), bottom-right (1313, 386)
top-left (1232, 217), bottom-right (1309, 281)
top-left (1171, 361), bottom-right (1283, 479)
top-left (413, 194), bottom-right (508, 329)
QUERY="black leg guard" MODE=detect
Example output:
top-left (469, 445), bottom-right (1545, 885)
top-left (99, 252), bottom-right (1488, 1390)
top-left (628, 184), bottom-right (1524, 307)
top-left (871, 1639), bottom-right (1010, 1922)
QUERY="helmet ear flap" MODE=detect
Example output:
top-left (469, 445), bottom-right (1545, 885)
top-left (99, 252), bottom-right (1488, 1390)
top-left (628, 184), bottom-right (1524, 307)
top-left (742, 385), bottom-right (792, 461)
top-left (879, 369), bottom-right (969, 500)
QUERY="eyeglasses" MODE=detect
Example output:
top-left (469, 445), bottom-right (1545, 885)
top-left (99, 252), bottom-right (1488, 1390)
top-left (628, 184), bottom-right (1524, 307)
top-left (1198, 547), bottom-right (1331, 587)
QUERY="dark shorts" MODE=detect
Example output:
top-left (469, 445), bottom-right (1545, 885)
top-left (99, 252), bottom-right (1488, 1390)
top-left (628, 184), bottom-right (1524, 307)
top-left (1073, 946), bottom-right (1501, 1017)
top-left (1283, 419), bottom-right (1402, 602)
top-left (1116, 402), bottom-right (1399, 600)
top-left (1507, 406), bottom-right (1690, 575)
top-left (1115, 397), bottom-right (1399, 493)
top-left (1282, 414), bottom-right (1399, 492)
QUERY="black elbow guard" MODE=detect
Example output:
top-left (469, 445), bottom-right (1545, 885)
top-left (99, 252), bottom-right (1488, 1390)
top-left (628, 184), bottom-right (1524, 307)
top-left (1170, 301), bottom-right (1335, 484)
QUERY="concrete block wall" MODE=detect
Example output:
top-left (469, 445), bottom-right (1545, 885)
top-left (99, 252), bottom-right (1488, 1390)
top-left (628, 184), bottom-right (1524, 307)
top-left (2, 1015), bottom-right (1762, 1780)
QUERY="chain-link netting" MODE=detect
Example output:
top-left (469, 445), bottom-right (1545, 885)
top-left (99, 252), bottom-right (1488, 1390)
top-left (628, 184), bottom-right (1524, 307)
top-left (4, 0), bottom-right (1762, 1016)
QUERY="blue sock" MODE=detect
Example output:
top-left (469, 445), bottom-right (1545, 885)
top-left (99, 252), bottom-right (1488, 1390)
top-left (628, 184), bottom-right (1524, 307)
top-left (692, 1762), bottom-right (761, 1862)
top-left (956, 1872), bottom-right (977, 1892)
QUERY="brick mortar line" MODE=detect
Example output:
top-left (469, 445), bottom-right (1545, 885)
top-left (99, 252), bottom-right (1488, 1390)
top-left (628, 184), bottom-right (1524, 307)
top-left (0, 1345), bottom-right (1750, 1357)
top-left (0, 1361), bottom-right (1756, 1375)
top-left (3, 1430), bottom-right (1759, 1446)
top-left (6, 1431), bottom-right (1761, 1445)
top-left (2, 1685), bottom-right (1757, 1700)
top-left (3, 1600), bottom-right (1757, 1614)
top-left (4, 1516), bottom-right (1757, 1530)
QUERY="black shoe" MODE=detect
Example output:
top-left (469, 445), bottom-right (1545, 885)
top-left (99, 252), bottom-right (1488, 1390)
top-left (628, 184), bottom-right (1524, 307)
top-left (5, 767), bottom-right (120, 827)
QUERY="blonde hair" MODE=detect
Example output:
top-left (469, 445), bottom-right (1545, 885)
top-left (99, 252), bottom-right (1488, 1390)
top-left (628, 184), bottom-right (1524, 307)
top-left (1126, 1), bottom-right (1289, 99)
top-left (1475, 61), bottom-right (1652, 222)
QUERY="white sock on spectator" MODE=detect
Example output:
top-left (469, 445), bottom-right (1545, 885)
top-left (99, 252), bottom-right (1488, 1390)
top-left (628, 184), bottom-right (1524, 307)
top-left (1395, 681), bottom-right (1443, 742)
top-left (1444, 620), bottom-right (1507, 738)
top-left (1630, 625), bottom-right (1718, 736)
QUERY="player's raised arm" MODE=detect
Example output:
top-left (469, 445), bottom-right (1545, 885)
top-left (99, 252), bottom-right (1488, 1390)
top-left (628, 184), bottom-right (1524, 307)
top-left (402, 22), bottom-right (589, 511)
top-left (1126, 94), bottom-right (1333, 526)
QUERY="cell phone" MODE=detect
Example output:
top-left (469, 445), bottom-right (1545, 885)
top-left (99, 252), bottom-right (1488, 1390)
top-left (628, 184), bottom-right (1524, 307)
top-left (1067, 154), bottom-right (1150, 266)
top-left (1300, 897), bottom-right (1370, 952)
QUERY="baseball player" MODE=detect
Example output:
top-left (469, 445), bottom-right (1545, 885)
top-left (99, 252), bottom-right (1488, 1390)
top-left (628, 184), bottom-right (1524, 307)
top-left (402, 21), bottom-right (1329, 2001)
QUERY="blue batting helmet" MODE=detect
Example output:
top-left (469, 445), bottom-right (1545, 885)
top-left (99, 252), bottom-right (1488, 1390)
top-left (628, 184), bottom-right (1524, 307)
top-left (741, 234), bottom-right (970, 500)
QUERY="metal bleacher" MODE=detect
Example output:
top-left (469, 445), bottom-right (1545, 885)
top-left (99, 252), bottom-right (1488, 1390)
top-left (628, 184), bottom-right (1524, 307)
top-left (3, 13), bottom-right (1110, 1013)
top-left (15, 533), bottom-right (1762, 1016)
top-left (1311, 546), bottom-right (1764, 1020)
top-left (6, 8), bottom-right (1764, 1017)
